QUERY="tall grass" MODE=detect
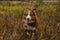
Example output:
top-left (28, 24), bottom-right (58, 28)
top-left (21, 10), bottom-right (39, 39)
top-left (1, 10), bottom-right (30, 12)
top-left (0, 2), bottom-right (60, 40)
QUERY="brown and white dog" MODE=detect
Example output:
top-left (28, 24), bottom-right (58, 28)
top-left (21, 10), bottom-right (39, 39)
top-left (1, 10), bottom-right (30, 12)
top-left (22, 8), bottom-right (38, 34)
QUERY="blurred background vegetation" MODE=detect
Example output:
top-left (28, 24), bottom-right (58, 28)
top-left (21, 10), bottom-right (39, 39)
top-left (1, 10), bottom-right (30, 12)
top-left (0, 1), bottom-right (60, 40)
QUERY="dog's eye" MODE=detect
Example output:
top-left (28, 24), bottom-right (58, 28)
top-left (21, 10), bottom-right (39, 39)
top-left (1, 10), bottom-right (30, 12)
top-left (30, 14), bottom-right (35, 16)
top-left (24, 13), bottom-right (28, 16)
top-left (30, 14), bottom-right (33, 16)
top-left (32, 13), bottom-right (35, 16)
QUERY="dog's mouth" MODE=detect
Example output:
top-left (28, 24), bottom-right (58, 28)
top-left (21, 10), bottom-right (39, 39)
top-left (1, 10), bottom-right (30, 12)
top-left (26, 18), bottom-right (30, 21)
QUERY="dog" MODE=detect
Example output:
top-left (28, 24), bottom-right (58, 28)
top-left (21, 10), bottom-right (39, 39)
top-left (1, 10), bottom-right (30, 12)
top-left (22, 8), bottom-right (38, 36)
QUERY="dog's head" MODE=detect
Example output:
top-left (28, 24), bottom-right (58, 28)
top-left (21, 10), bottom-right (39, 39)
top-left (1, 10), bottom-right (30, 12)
top-left (22, 8), bottom-right (37, 28)
top-left (22, 8), bottom-right (36, 21)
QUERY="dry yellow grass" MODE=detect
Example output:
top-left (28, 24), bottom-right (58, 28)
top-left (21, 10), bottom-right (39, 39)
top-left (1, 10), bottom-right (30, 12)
top-left (0, 1), bottom-right (60, 40)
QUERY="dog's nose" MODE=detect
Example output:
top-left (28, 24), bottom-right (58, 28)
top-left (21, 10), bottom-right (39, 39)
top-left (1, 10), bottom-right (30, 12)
top-left (26, 15), bottom-right (31, 20)
top-left (26, 18), bottom-right (30, 21)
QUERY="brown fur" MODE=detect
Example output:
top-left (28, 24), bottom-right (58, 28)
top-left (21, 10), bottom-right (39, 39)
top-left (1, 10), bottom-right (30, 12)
top-left (22, 8), bottom-right (38, 28)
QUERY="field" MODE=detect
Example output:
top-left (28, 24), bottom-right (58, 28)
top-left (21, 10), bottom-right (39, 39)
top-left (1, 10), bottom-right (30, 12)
top-left (0, 1), bottom-right (60, 40)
